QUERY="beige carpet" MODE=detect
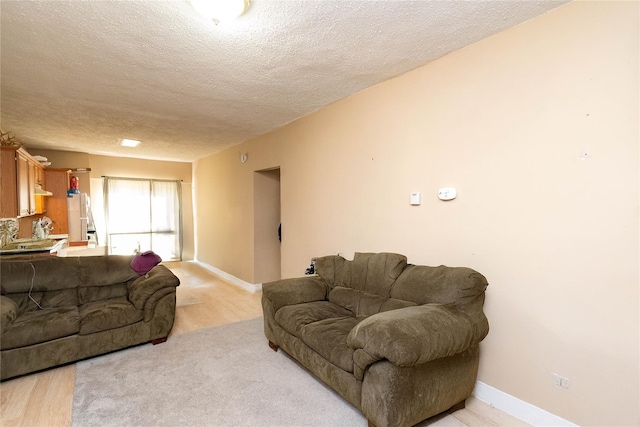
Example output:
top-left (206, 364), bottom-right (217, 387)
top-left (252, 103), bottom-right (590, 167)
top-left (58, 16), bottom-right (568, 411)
top-left (72, 318), bottom-right (365, 427)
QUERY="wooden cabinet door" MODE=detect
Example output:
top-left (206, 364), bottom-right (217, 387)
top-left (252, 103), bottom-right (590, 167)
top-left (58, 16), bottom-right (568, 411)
top-left (28, 160), bottom-right (37, 214)
top-left (0, 148), bottom-right (18, 217)
top-left (17, 153), bottom-right (30, 216)
top-left (2, 147), bottom-right (48, 218)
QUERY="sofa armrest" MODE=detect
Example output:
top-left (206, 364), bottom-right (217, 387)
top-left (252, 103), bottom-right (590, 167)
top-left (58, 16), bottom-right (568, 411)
top-left (1, 296), bottom-right (18, 334)
top-left (262, 276), bottom-right (328, 312)
top-left (128, 265), bottom-right (180, 310)
top-left (347, 303), bottom-right (489, 379)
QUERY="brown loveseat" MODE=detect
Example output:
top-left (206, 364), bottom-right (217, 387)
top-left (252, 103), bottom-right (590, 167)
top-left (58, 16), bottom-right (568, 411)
top-left (262, 252), bottom-right (489, 427)
top-left (0, 255), bottom-right (180, 381)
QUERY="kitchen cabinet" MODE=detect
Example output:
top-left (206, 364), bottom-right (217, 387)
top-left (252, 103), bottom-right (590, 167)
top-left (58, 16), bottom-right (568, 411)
top-left (0, 148), bottom-right (18, 217)
top-left (43, 168), bottom-right (71, 235)
top-left (17, 152), bottom-right (31, 216)
top-left (0, 147), bottom-right (46, 218)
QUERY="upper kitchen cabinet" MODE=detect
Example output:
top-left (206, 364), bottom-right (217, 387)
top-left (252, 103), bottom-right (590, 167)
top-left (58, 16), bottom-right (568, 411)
top-left (0, 147), bottom-right (49, 218)
top-left (17, 151), bottom-right (32, 216)
top-left (0, 148), bottom-right (18, 217)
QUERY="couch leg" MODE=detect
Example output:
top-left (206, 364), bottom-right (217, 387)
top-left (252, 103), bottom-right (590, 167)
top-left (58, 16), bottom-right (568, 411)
top-left (448, 399), bottom-right (466, 413)
top-left (152, 337), bottom-right (168, 345)
top-left (268, 341), bottom-right (279, 352)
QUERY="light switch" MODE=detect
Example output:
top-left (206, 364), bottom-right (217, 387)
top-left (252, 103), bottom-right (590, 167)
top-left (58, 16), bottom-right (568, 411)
top-left (410, 192), bottom-right (421, 205)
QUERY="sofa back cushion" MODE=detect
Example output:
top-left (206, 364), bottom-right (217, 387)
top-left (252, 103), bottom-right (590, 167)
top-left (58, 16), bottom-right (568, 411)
top-left (316, 253), bottom-right (488, 316)
top-left (317, 252), bottom-right (409, 317)
top-left (0, 257), bottom-right (84, 293)
top-left (0, 255), bottom-right (140, 309)
top-left (78, 284), bottom-right (130, 305)
top-left (328, 287), bottom-right (417, 317)
top-left (77, 255), bottom-right (138, 287)
top-left (390, 264), bottom-right (488, 307)
top-left (314, 255), bottom-right (346, 286)
top-left (1, 258), bottom-right (82, 311)
top-left (338, 252), bottom-right (407, 294)
top-left (317, 253), bottom-right (407, 292)
top-left (4, 289), bottom-right (79, 313)
top-left (76, 255), bottom-right (138, 304)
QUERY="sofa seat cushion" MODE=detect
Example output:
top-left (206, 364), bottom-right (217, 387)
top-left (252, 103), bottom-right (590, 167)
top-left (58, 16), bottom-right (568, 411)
top-left (275, 301), bottom-right (363, 373)
top-left (275, 301), bottom-right (354, 339)
top-left (0, 306), bottom-right (79, 350)
top-left (79, 297), bottom-right (143, 335)
top-left (301, 316), bottom-right (364, 373)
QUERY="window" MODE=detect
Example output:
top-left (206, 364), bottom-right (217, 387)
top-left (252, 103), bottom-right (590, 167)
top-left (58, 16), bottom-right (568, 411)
top-left (104, 177), bottom-right (182, 261)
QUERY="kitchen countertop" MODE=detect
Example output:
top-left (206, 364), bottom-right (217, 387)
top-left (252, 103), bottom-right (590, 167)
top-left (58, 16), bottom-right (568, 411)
top-left (0, 237), bottom-right (68, 255)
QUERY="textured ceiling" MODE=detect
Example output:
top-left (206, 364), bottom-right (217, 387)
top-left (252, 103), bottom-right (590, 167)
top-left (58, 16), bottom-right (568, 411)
top-left (1, 0), bottom-right (568, 162)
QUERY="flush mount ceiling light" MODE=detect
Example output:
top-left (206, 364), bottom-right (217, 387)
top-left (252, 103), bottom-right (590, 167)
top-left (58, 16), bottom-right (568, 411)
top-left (120, 138), bottom-right (141, 148)
top-left (189, 0), bottom-right (250, 24)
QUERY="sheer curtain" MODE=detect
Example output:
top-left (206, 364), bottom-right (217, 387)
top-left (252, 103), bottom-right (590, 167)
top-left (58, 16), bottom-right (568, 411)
top-left (104, 177), bottom-right (182, 261)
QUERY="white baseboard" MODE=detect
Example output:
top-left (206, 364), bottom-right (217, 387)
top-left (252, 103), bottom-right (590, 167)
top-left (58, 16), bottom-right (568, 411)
top-left (473, 381), bottom-right (578, 427)
top-left (193, 260), bottom-right (262, 293)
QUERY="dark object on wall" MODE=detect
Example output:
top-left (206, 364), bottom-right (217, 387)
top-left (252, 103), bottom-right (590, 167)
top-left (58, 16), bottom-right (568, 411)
top-left (304, 258), bottom-right (316, 275)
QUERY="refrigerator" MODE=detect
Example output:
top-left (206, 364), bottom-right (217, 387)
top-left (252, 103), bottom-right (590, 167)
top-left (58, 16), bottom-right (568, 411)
top-left (67, 193), bottom-right (95, 242)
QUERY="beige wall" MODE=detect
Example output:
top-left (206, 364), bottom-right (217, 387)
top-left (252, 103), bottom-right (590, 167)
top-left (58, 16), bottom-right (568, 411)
top-left (34, 149), bottom-right (194, 260)
top-left (194, 2), bottom-right (639, 425)
top-left (32, 149), bottom-right (90, 171)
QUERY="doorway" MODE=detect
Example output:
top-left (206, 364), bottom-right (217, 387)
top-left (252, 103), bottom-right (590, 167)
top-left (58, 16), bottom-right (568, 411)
top-left (253, 168), bottom-right (281, 284)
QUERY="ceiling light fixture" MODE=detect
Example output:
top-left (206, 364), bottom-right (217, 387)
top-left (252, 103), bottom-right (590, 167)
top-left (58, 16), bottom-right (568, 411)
top-left (189, 0), bottom-right (250, 24)
top-left (120, 138), bottom-right (141, 148)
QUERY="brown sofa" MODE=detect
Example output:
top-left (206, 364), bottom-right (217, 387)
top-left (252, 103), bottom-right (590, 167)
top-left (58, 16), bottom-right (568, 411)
top-left (0, 255), bottom-right (180, 381)
top-left (262, 252), bottom-right (489, 427)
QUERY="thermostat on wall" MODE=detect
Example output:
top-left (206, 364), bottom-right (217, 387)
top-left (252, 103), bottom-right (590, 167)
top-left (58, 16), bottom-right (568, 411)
top-left (438, 187), bottom-right (457, 201)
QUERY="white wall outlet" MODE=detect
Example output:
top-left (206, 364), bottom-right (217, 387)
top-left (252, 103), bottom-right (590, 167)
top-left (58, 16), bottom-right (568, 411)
top-left (553, 373), bottom-right (570, 389)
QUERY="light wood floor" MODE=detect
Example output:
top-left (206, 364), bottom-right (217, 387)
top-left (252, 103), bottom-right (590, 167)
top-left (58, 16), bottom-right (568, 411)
top-left (0, 261), bottom-right (528, 427)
